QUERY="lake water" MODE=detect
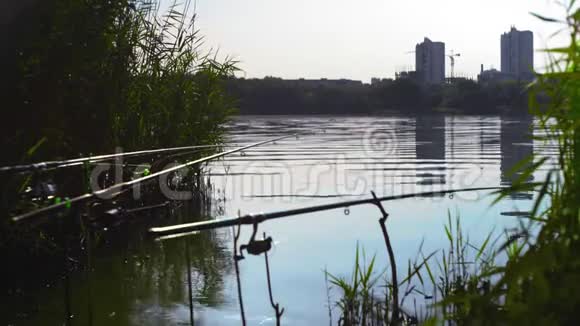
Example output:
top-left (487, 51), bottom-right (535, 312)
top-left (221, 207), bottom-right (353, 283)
top-left (2, 115), bottom-right (556, 325)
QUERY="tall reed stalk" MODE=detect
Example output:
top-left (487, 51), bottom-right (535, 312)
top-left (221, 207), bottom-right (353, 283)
top-left (2, 0), bottom-right (237, 165)
top-left (330, 2), bottom-right (580, 324)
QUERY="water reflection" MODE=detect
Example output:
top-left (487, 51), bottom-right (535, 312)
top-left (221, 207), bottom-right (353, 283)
top-left (416, 116), bottom-right (446, 162)
top-left (2, 114), bottom-right (552, 326)
top-left (415, 116), bottom-right (446, 186)
top-left (1, 179), bottom-right (231, 326)
top-left (500, 116), bottom-right (534, 200)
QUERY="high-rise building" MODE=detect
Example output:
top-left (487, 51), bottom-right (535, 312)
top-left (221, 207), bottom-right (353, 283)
top-left (501, 27), bottom-right (534, 81)
top-left (415, 37), bottom-right (445, 84)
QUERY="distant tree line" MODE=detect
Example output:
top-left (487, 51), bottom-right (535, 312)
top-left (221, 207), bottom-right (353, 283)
top-left (226, 77), bottom-right (530, 115)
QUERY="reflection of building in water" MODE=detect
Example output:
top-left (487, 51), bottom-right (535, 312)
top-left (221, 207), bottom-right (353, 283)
top-left (500, 116), bottom-right (534, 199)
top-left (415, 116), bottom-right (446, 186)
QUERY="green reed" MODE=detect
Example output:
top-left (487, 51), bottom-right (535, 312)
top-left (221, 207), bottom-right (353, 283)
top-left (2, 0), bottom-right (237, 165)
top-left (330, 2), bottom-right (580, 325)
top-left (326, 244), bottom-right (388, 326)
top-left (1, 0), bottom-right (237, 268)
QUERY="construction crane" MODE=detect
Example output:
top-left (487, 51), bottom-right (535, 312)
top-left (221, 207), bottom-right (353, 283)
top-left (447, 50), bottom-right (461, 78)
top-left (406, 49), bottom-right (461, 80)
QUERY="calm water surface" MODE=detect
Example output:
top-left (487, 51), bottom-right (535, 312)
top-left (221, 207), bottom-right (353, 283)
top-left (2, 115), bottom-right (556, 325)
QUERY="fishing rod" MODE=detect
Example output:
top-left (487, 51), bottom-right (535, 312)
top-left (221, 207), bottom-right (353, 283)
top-left (149, 186), bottom-right (504, 238)
top-left (0, 144), bottom-right (231, 174)
top-left (11, 135), bottom-right (296, 224)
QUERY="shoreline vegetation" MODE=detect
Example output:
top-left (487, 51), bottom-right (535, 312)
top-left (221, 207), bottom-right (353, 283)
top-left (1, 0), bottom-right (237, 167)
top-left (226, 76), bottom-right (532, 116)
top-left (0, 0), bottom-right (578, 325)
top-left (0, 0), bottom-right (235, 298)
top-left (328, 3), bottom-right (580, 325)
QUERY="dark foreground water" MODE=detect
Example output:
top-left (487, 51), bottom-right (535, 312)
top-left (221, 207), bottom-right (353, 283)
top-left (1, 115), bottom-right (556, 325)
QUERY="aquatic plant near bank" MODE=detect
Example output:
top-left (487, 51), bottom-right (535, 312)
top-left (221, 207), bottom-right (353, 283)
top-left (0, 0), bottom-right (238, 293)
top-left (1, 0), bottom-right (238, 165)
top-left (330, 2), bottom-right (580, 325)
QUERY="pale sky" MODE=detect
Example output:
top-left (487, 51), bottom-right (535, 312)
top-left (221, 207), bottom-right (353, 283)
top-left (166, 0), bottom-right (576, 82)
